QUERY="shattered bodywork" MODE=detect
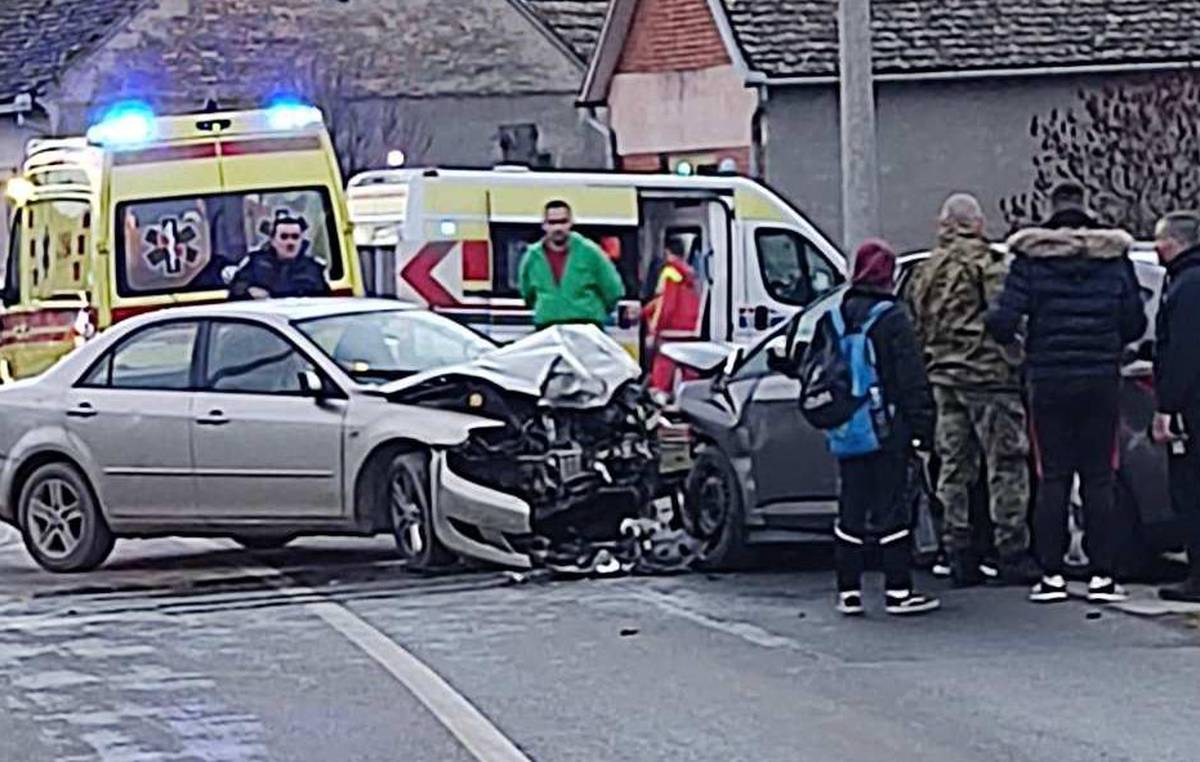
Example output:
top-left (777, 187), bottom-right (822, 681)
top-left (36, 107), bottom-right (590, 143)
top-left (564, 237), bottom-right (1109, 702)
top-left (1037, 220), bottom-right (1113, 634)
top-left (383, 326), bottom-right (696, 573)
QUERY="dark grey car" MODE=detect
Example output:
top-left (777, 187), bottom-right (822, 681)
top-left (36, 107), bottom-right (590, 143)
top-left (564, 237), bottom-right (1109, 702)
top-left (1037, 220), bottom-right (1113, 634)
top-left (671, 257), bottom-right (1179, 573)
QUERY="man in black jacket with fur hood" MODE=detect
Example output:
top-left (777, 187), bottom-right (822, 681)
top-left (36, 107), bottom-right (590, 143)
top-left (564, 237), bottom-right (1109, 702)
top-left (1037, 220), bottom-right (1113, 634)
top-left (1151, 211), bottom-right (1200, 603)
top-left (987, 183), bottom-right (1146, 605)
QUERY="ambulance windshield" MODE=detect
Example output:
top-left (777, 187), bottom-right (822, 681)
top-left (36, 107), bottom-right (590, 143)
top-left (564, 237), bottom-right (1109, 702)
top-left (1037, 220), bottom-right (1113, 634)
top-left (115, 188), bottom-right (342, 297)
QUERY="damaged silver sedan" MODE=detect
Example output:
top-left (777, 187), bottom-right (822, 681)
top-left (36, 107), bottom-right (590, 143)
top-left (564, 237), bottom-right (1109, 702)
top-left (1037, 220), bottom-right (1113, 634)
top-left (0, 299), bottom-right (677, 573)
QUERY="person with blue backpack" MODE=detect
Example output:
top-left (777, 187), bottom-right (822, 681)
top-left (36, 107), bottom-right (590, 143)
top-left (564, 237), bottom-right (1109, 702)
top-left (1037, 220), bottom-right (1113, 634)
top-left (799, 240), bottom-right (939, 616)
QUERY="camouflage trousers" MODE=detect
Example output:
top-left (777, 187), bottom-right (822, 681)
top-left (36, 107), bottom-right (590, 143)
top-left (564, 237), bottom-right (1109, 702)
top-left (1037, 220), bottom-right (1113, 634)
top-left (933, 386), bottom-right (1031, 558)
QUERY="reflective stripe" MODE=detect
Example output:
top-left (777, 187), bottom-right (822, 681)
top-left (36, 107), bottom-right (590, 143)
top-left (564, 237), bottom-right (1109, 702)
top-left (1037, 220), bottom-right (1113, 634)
top-left (834, 524), bottom-right (864, 545)
top-left (879, 528), bottom-right (911, 546)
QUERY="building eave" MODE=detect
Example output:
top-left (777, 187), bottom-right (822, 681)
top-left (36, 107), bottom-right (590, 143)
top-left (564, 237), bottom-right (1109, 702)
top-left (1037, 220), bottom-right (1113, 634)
top-left (753, 58), bottom-right (1200, 87)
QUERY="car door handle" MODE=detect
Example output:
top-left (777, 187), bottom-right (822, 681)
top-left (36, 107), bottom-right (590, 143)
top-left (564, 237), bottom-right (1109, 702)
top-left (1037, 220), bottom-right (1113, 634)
top-left (196, 411), bottom-right (230, 426)
top-left (67, 402), bottom-right (97, 419)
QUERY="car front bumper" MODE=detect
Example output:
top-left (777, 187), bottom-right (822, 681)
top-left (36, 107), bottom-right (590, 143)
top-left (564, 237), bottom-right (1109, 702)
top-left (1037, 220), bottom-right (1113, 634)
top-left (430, 450), bottom-right (534, 569)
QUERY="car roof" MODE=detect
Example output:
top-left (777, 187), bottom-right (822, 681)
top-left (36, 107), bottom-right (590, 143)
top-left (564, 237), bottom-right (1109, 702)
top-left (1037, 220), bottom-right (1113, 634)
top-left (134, 297), bottom-right (419, 324)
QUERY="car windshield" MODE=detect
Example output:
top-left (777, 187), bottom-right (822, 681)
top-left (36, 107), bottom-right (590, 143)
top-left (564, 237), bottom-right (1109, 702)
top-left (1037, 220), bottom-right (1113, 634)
top-left (295, 309), bottom-right (495, 384)
top-left (115, 188), bottom-right (342, 298)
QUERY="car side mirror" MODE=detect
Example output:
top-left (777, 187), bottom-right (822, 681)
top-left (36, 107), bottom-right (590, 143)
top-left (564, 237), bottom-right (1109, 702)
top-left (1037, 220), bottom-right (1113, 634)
top-left (298, 369), bottom-right (327, 399)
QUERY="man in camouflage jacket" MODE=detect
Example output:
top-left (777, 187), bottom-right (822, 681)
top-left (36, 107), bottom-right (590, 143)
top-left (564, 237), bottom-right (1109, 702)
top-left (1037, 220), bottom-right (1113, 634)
top-left (906, 194), bottom-right (1039, 586)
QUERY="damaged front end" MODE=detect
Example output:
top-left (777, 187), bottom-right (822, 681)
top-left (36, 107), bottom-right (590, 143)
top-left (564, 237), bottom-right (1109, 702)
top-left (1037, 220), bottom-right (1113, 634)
top-left (385, 326), bottom-right (697, 573)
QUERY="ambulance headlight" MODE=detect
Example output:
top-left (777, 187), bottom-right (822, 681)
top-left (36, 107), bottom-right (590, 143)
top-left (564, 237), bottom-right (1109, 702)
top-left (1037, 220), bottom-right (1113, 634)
top-left (267, 100), bottom-right (324, 130)
top-left (4, 177), bottom-right (33, 205)
top-left (87, 101), bottom-right (156, 147)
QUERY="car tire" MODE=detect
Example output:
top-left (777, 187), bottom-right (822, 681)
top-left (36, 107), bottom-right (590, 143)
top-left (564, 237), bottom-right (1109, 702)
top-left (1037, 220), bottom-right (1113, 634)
top-left (233, 535), bottom-right (293, 551)
top-left (387, 452), bottom-right (455, 571)
top-left (18, 463), bottom-right (114, 573)
top-left (684, 447), bottom-right (750, 570)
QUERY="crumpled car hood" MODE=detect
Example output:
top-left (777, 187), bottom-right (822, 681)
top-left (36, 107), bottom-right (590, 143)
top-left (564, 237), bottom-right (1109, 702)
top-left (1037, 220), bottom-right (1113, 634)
top-left (378, 324), bottom-right (642, 408)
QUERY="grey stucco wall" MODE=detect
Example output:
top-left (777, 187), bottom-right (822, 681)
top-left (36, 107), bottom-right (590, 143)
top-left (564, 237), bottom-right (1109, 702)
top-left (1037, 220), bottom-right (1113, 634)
top-left (359, 94), bottom-right (609, 170)
top-left (763, 72), bottom-right (1154, 253)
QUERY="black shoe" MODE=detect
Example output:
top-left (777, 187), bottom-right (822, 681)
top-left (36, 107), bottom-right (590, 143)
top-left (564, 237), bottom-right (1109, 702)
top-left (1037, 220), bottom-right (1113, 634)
top-left (998, 554), bottom-right (1043, 586)
top-left (1029, 575), bottom-right (1069, 603)
top-left (1159, 578), bottom-right (1200, 603)
top-left (931, 552), bottom-right (952, 579)
top-left (885, 590), bottom-right (941, 616)
top-left (951, 553), bottom-right (985, 588)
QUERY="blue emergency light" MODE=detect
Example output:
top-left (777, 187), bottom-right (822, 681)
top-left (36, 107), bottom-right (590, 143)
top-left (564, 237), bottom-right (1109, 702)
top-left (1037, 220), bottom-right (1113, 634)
top-left (266, 99), bottom-right (324, 130)
top-left (87, 101), bottom-right (156, 147)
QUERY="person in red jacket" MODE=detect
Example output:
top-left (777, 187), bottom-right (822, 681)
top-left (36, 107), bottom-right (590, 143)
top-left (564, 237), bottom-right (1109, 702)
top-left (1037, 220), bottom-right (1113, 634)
top-left (643, 243), bottom-right (704, 392)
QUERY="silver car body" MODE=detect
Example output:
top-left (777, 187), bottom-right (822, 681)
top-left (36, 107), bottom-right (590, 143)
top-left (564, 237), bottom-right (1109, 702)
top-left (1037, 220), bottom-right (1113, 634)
top-left (0, 299), bottom-right (642, 569)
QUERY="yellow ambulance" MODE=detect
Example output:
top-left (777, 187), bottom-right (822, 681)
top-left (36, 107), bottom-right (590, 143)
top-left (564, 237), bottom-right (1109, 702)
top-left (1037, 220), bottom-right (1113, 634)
top-left (0, 102), bottom-right (363, 381)
top-left (347, 166), bottom-right (846, 359)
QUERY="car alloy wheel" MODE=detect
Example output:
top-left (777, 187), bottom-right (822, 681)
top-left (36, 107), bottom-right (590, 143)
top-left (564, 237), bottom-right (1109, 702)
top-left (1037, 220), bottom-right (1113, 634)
top-left (19, 462), bottom-right (114, 573)
top-left (26, 477), bottom-right (86, 561)
top-left (391, 473), bottom-right (427, 559)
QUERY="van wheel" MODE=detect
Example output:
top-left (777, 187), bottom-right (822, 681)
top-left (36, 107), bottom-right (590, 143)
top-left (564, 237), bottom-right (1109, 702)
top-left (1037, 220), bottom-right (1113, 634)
top-left (387, 452), bottom-right (454, 570)
top-left (684, 448), bottom-right (750, 570)
top-left (18, 463), bottom-right (114, 573)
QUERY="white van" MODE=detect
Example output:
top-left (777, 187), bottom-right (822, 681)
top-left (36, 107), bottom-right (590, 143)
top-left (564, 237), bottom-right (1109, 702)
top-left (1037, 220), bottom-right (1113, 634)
top-left (347, 167), bottom-right (846, 358)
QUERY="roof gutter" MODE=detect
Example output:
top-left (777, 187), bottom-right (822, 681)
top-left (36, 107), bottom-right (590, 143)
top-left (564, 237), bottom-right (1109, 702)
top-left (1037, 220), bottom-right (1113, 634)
top-left (751, 59), bottom-right (1200, 87)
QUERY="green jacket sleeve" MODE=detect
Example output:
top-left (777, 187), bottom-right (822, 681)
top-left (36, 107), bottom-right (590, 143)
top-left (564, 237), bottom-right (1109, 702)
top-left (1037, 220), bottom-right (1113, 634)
top-left (518, 248), bottom-right (537, 308)
top-left (594, 248), bottom-right (625, 312)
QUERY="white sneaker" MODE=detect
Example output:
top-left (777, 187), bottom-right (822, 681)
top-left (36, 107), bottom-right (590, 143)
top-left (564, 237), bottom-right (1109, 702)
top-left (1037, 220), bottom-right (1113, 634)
top-left (1087, 577), bottom-right (1129, 603)
top-left (836, 591), bottom-right (864, 616)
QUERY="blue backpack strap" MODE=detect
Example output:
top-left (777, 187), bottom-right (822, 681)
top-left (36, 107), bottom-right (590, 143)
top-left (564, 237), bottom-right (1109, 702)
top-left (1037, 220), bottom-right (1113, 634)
top-left (829, 304), bottom-right (847, 337)
top-left (861, 301), bottom-right (894, 333)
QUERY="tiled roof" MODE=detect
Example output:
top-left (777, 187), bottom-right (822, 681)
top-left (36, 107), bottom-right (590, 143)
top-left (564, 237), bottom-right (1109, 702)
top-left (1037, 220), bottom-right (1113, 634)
top-left (724, 0), bottom-right (1200, 78)
top-left (520, 0), bottom-right (611, 62)
top-left (0, 0), bottom-right (143, 103)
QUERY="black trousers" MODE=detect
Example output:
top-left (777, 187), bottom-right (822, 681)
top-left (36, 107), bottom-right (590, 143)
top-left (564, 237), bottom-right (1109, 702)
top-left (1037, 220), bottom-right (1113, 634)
top-left (1029, 376), bottom-right (1120, 577)
top-left (836, 445), bottom-right (914, 592)
top-left (1169, 418), bottom-right (1200, 581)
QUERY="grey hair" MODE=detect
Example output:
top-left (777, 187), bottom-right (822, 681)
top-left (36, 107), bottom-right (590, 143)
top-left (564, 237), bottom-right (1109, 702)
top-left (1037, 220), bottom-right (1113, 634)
top-left (939, 193), bottom-right (985, 229)
top-left (1157, 211), bottom-right (1200, 248)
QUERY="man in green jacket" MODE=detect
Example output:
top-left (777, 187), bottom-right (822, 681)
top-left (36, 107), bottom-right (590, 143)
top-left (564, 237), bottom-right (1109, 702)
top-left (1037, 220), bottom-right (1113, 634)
top-left (518, 200), bottom-right (625, 328)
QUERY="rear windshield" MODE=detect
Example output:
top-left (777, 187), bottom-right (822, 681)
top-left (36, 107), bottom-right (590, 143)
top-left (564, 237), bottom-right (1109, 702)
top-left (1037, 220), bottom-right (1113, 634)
top-left (115, 188), bottom-right (343, 298)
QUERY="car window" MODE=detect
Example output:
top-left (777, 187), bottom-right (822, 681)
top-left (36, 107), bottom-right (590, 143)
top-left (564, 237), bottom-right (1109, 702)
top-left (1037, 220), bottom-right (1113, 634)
top-left (755, 228), bottom-right (842, 307)
top-left (205, 322), bottom-right (313, 394)
top-left (84, 322), bottom-right (199, 390)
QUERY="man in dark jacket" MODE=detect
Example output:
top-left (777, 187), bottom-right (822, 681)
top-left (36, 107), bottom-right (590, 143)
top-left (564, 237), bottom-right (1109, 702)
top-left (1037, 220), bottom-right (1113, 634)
top-left (820, 239), bottom-right (939, 616)
top-left (1150, 212), bottom-right (1200, 603)
top-left (987, 183), bottom-right (1146, 604)
top-left (229, 212), bottom-right (331, 300)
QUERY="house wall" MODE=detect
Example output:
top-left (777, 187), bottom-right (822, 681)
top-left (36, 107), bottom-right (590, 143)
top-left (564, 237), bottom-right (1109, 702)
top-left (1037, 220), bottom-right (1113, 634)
top-left (763, 72), bottom-right (1155, 252)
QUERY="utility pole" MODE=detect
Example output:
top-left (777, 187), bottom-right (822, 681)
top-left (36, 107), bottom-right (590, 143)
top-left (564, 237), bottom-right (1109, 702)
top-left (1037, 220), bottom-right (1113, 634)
top-left (838, 0), bottom-right (879, 252)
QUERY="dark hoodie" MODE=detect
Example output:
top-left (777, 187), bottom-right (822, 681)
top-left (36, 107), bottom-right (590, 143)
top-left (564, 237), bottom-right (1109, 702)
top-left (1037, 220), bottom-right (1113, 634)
top-left (1156, 245), bottom-right (1200, 422)
top-left (986, 216), bottom-right (1146, 382)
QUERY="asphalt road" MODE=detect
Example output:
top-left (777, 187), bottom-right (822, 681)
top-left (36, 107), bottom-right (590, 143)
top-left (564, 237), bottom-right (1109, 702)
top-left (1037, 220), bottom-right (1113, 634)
top-left (1, 532), bottom-right (1198, 762)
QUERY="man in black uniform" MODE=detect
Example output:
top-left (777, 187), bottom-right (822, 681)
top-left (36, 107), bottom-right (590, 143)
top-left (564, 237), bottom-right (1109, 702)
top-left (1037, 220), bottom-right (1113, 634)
top-left (229, 211), bottom-right (330, 300)
top-left (1151, 211), bottom-right (1200, 603)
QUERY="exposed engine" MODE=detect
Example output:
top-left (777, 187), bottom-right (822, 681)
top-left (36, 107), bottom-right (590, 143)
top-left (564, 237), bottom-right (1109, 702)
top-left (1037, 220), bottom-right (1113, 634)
top-left (392, 375), bottom-right (659, 538)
